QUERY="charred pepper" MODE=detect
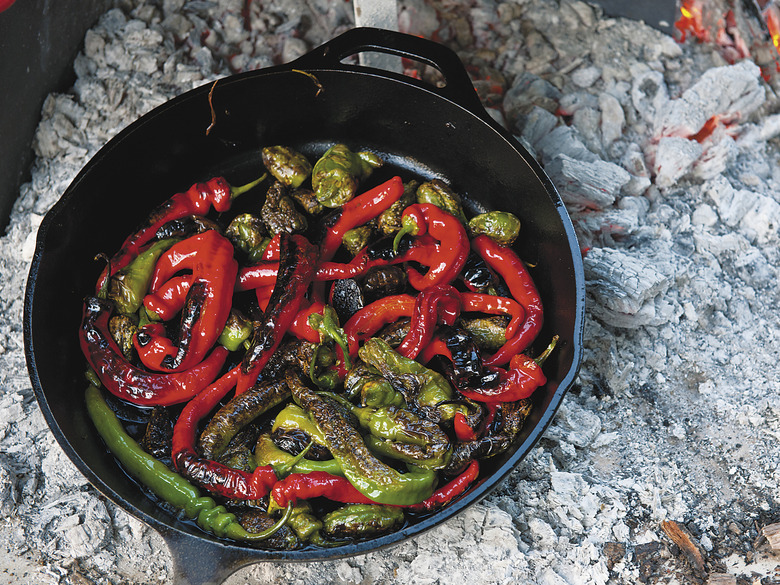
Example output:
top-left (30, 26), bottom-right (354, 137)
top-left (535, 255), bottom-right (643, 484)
top-left (262, 145), bottom-right (312, 188)
top-left (312, 144), bottom-right (384, 208)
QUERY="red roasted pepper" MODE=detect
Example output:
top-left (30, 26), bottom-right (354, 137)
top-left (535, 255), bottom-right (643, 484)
top-left (96, 176), bottom-right (260, 293)
top-left (134, 230), bottom-right (238, 372)
top-left (457, 336), bottom-right (557, 403)
top-left (271, 472), bottom-right (376, 508)
top-left (319, 176), bottom-right (404, 263)
top-left (406, 461), bottom-right (479, 512)
top-left (395, 284), bottom-right (461, 359)
top-left (342, 294), bottom-right (416, 359)
top-left (395, 204), bottom-right (469, 291)
top-left (236, 233), bottom-right (319, 395)
top-left (471, 235), bottom-right (543, 366)
top-left (171, 366), bottom-right (278, 499)
top-left (143, 274), bottom-right (193, 321)
top-left (79, 297), bottom-right (228, 406)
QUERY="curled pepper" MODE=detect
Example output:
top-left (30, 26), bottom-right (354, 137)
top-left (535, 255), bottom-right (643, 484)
top-left (319, 175), bottom-right (404, 263)
top-left (134, 230), bottom-right (238, 372)
top-left (471, 234), bottom-right (543, 366)
top-left (393, 203), bottom-right (469, 291)
top-left (96, 175), bottom-right (262, 293)
top-left (106, 238), bottom-right (179, 315)
top-left (79, 297), bottom-right (228, 406)
top-left (236, 233), bottom-right (319, 395)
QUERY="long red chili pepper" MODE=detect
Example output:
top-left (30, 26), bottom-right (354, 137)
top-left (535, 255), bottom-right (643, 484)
top-left (236, 233), bottom-right (319, 395)
top-left (458, 354), bottom-right (546, 403)
top-left (397, 204), bottom-right (470, 291)
top-left (171, 366), bottom-right (278, 499)
top-left (319, 176), bottom-right (405, 263)
top-left (79, 297), bottom-right (228, 406)
top-left (342, 294), bottom-right (416, 359)
top-left (395, 284), bottom-right (461, 359)
top-left (471, 235), bottom-right (543, 366)
top-left (134, 230), bottom-right (238, 372)
top-left (271, 472), bottom-right (376, 508)
top-left (406, 461), bottom-right (479, 512)
top-left (96, 176), bottom-right (256, 293)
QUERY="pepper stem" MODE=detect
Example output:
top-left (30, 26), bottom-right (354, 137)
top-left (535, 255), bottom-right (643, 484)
top-left (230, 173), bottom-right (267, 199)
top-left (275, 441), bottom-right (313, 478)
top-left (534, 335), bottom-right (559, 366)
top-left (240, 502), bottom-right (294, 542)
top-left (392, 219), bottom-right (417, 254)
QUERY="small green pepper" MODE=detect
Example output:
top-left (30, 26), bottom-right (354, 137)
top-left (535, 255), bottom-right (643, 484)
top-left (308, 305), bottom-right (352, 370)
top-left (468, 210), bottom-right (522, 245)
top-left (262, 145), bottom-right (313, 189)
top-left (344, 361), bottom-right (404, 408)
top-left (359, 337), bottom-right (459, 421)
top-left (107, 238), bottom-right (179, 315)
top-left (322, 504), bottom-right (405, 538)
top-left (377, 180), bottom-right (417, 236)
top-left (217, 308), bottom-right (253, 351)
top-left (261, 182), bottom-right (308, 235)
top-left (460, 315), bottom-right (511, 351)
top-left (416, 180), bottom-right (467, 224)
top-left (342, 225), bottom-right (373, 256)
top-left (312, 144), bottom-right (383, 208)
top-left (84, 384), bottom-right (291, 542)
top-left (225, 213), bottom-right (271, 263)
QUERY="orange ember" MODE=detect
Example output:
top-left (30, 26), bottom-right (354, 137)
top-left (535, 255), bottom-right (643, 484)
top-left (676, 0), bottom-right (709, 43)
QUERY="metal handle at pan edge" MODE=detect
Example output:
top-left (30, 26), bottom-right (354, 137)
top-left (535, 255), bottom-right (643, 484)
top-left (288, 27), bottom-right (489, 123)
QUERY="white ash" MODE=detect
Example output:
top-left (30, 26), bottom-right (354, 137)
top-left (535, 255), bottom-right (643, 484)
top-left (2, 0), bottom-right (780, 583)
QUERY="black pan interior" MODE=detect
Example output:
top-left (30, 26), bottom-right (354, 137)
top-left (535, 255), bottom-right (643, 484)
top-left (25, 52), bottom-right (584, 562)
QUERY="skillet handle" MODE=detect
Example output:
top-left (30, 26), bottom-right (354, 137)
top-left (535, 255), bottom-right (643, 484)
top-left (289, 27), bottom-right (489, 122)
top-left (161, 529), bottom-right (257, 585)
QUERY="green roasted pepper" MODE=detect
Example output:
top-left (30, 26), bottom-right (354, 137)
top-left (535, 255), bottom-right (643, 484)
top-left (416, 180), bottom-right (467, 224)
top-left (225, 213), bottom-right (271, 263)
top-left (359, 337), bottom-right (459, 421)
top-left (286, 371), bottom-right (435, 506)
top-left (262, 145), bottom-right (313, 189)
top-left (312, 144), bottom-right (383, 208)
top-left (468, 210), bottom-right (522, 245)
top-left (322, 504), bottom-right (405, 538)
top-left (84, 384), bottom-right (291, 542)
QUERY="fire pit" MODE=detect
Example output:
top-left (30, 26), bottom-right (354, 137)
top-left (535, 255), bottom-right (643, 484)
top-left (3, 1), bottom-right (780, 584)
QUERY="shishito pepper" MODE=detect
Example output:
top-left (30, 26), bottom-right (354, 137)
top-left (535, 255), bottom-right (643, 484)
top-left (96, 175), bottom-right (263, 293)
top-left (359, 337), bottom-right (458, 421)
top-left (312, 144), bottom-right (384, 207)
top-left (79, 297), bottom-right (228, 406)
top-left (392, 203), bottom-right (469, 291)
top-left (262, 145), bottom-right (313, 188)
top-left (236, 233), bottom-right (319, 396)
top-left (225, 213), bottom-right (272, 263)
top-left (468, 211), bottom-right (522, 246)
top-left (84, 384), bottom-right (292, 541)
top-left (321, 504), bottom-right (405, 538)
top-left (415, 179), bottom-right (468, 224)
top-left (133, 230), bottom-right (238, 372)
top-left (286, 370), bottom-right (436, 506)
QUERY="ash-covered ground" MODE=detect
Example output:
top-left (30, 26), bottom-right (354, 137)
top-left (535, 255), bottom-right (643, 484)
top-left (1, 0), bottom-right (780, 583)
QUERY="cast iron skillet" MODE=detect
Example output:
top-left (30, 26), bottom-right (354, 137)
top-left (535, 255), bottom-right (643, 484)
top-left (24, 28), bottom-right (585, 585)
